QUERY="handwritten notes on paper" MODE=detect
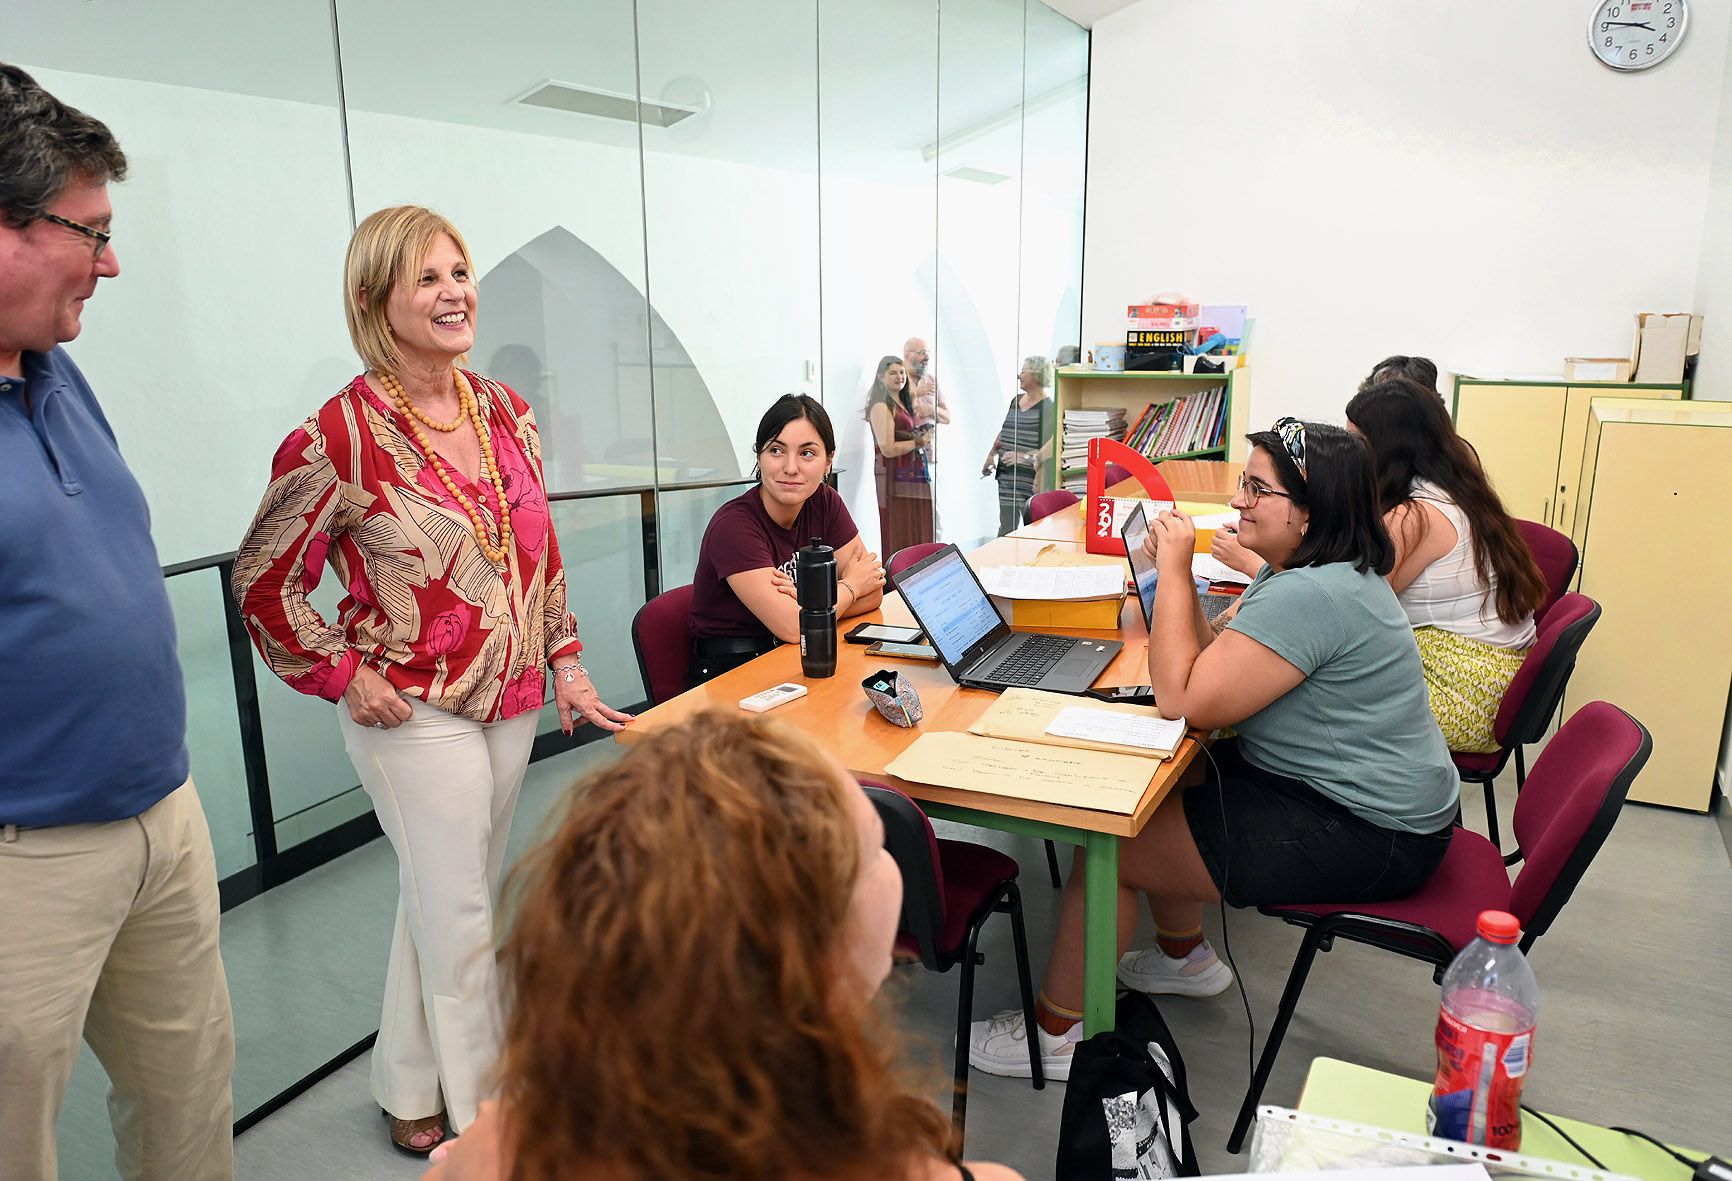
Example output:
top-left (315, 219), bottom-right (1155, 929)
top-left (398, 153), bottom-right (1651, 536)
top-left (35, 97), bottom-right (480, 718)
top-left (969, 687), bottom-right (1186, 759)
top-left (884, 731), bottom-right (1156, 814)
top-left (1046, 706), bottom-right (1186, 756)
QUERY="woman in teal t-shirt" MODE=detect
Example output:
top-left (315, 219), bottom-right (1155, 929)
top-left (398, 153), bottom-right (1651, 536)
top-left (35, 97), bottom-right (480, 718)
top-left (970, 418), bottom-right (1458, 1083)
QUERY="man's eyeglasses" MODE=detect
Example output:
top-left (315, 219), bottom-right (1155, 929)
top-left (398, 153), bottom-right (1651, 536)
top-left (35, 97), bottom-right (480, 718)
top-left (1273, 416), bottom-right (1307, 475)
top-left (1236, 472), bottom-right (1295, 507)
top-left (40, 212), bottom-right (112, 261)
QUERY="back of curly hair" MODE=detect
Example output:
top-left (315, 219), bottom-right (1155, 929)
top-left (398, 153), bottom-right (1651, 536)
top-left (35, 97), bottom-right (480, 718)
top-left (497, 708), bottom-right (954, 1181)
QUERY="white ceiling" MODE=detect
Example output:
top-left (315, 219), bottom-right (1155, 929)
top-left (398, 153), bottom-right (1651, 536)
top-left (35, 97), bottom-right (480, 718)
top-left (1038, 0), bottom-right (1141, 27)
top-left (5, 0), bottom-right (1088, 173)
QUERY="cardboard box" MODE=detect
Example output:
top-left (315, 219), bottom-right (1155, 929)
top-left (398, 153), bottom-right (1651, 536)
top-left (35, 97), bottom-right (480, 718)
top-left (1564, 357), bottom-right (1632, 382)
top-left (1631, 312), bottom-right (1701, 384)
top-left (1005, 592), bottom-right (1126, 631)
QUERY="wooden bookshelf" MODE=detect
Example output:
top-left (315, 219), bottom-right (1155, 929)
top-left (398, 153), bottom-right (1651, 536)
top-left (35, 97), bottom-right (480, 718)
top-left (1051, 365), bottom-right (1251, 491)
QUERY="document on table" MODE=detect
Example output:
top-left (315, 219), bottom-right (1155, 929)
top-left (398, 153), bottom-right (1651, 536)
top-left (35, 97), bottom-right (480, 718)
top-left (1046, 705), bottom-right (1186, 756)
top-left (885, 731), bottom-right (1157, 814)
top-left (969, 687), bottom-right (1186, 759)
top-left (976, 563), bottom-right (1126, 601)
top-left (1192, 552), bottom-right (1255, 585)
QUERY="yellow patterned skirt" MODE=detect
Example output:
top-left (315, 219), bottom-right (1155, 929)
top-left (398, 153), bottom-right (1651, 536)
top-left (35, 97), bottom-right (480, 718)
top-left (1412, 626), bottom-right (1529, 754)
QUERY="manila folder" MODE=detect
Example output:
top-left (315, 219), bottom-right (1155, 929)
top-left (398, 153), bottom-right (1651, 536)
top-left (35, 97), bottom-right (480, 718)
top-left (970, 686), bottom-right (1180, 758)
top-left (884, 731), bottom-right (1155, 814)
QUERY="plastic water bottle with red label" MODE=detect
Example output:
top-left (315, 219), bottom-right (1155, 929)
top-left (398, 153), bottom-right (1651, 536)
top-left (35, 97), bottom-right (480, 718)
top-left (1426, 910), bottom-right (1541, 1149)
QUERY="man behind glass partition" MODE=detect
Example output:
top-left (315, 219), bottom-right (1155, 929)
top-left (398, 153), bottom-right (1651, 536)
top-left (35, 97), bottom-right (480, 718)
top-left (0, 63), bottom-right (234, 1181)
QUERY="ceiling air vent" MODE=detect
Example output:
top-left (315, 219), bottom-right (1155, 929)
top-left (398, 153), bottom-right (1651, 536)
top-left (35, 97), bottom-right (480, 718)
top-left (511, 79), bottom-right (701, 128)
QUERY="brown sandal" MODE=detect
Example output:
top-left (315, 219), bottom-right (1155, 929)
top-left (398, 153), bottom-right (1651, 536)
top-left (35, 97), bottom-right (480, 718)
top-left (383, 1109), bottom-right (448, 1157)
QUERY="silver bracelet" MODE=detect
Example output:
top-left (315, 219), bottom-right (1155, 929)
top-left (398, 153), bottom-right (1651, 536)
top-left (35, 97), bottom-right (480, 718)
top-left (552, 658), bottom-right (588, 685)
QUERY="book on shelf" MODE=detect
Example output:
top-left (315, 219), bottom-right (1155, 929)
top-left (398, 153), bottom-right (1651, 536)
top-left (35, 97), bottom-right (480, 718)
top-left (1119, 386), bottom-right (1228, 460)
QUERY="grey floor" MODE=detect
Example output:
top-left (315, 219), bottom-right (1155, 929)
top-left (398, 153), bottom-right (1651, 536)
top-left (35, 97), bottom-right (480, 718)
top-left (55, 737), bottom-right (1732, 1180)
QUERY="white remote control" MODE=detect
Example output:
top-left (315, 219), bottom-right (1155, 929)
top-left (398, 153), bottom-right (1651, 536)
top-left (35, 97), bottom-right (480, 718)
top-left (739, 683), bottom-right (809, 713)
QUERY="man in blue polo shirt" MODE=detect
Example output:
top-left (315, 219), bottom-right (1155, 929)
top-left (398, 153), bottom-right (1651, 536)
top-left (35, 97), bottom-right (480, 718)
top-left (0, 64), bottom-right (233, 1181)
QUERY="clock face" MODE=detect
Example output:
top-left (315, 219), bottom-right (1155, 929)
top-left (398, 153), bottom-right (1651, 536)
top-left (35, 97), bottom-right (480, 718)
top-left (1589, 0), bottom-right (1687, 71)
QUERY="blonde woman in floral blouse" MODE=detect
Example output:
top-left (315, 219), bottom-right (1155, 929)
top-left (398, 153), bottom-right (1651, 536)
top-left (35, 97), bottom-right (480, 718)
top-left (232, 205), bottom-right (632, 1157)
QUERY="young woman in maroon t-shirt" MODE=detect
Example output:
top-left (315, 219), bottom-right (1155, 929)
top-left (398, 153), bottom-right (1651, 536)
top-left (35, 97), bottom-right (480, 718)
top-left (687, 395), bottom-right (886, 685)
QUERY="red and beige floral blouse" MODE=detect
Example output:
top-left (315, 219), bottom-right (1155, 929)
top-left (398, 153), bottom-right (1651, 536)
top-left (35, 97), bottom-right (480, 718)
top-left (232, 371), bottom-right (581, 722)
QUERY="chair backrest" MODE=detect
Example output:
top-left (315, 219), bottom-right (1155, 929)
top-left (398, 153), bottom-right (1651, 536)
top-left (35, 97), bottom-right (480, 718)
top-left (1516, 519), bottom-right (1579, 625)
top-left (861, 782), bottom-right (948, 971)
top-left (1508, 701), bottom-right (1650, 946)
top-left (630, 583), bottom-right (696, 707)
top-left (1103, 461), bottom-right (1134, 488)
top-left (887, 542), bottom-right (946, 580)
top-left (1026, 489), bottom-right (1080, 524)
top-left (1493, 593), bottom-right (1601, 747)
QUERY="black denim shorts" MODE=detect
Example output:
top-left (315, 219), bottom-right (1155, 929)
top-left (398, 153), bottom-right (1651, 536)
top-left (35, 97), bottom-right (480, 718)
top-left (1182, 740), bottom-right (1453, 908)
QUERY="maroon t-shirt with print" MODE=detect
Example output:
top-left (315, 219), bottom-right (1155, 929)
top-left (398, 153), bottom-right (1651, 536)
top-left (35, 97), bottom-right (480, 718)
top-left (689, 484), bottom-right (859, 640)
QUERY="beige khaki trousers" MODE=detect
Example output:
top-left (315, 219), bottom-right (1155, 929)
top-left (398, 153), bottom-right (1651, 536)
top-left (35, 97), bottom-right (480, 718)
top-left (0, 779), bottom-right (235, 1181)
top-left (339, 697), bottom-right (537, 1134)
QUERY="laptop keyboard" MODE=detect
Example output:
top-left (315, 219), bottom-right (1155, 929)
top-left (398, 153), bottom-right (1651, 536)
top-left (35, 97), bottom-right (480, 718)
top-left (981, 634), bottom-right (1072, 685)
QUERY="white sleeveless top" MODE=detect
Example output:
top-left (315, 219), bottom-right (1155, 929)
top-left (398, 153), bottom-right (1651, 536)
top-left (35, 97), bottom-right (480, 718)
top-left (1398, 481), bottom-right (1536, 649)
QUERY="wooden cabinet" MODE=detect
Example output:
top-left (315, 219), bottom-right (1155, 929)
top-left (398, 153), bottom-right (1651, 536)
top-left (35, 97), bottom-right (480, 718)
top-left (1560, 400), bottom-right (1732, 811)
top-left (1450, 379), bottom-right (1684, 534)
top-left (1051, 366), bottom-right (1251, 493)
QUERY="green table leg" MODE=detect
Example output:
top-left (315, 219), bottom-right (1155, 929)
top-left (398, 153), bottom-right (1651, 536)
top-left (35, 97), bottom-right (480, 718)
top-left (1082, 830), bottom-right (1120, 1035)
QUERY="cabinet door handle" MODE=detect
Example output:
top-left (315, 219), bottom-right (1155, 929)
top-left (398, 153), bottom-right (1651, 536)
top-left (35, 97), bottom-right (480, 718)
top-left (1542, 497), bottom-right (1551, 523)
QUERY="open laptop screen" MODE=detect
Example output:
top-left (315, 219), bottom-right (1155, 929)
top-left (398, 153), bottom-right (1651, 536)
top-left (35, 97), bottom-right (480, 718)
top-left (1122, 502), bottom-right (1158, 630)
top-left (894, 547), bottom-right (1003, 667)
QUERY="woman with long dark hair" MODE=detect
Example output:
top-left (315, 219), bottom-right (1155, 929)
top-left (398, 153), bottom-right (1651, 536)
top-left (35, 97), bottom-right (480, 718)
top-left (424, 711), bottom-right (1022, 1181)
top-left (865, 353), bottom-right (935, 556)
top-left (971, 419), bottom-right (1457, 1081)
top-left (687, 394), bottom-right (885, 685)
top-left (1346, 378), bottom-right (1546, 753)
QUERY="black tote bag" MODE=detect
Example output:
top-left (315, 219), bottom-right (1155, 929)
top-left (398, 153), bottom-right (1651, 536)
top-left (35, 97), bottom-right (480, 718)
top-left (1055, 992), bottom-right (1201, 1180)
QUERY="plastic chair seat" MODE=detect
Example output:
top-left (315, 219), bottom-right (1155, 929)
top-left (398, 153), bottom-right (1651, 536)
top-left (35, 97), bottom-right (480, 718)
top-left (1265, 829), bottom-right (1513, 954)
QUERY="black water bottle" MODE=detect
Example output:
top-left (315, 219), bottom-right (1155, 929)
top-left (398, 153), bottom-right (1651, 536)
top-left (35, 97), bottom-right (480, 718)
top-left (795, 537), bottom-right (838, 679)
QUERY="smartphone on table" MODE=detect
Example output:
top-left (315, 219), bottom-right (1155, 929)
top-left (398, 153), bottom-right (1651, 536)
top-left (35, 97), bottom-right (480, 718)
top-left (865, 640), bottom-right (940, 662)
top-left (846, 622), bottom-right (924, 646)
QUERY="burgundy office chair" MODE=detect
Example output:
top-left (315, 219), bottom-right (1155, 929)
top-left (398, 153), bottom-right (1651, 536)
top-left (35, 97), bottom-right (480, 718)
top-left (863, 783), bottom-right (1043, 1149)
top-left (1103, 461), bottom-right (1134, 489)
top-left (1452, 593), bottom-right (1601, 851)
top-left (887, 542), bottom-right (946, 580)
top-left (1226, 701), bottom-right (1650, 1152)
top-left (630, 583), bottom-right (696, 706)
top-left (1515, 519), bottom-right (1579, 626)
top-left (1025, 489), bottom-right (1080, 524)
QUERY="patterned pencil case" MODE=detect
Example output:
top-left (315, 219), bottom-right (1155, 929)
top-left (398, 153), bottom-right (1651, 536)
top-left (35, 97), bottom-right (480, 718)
top-left (861, 668), bottom-right (923, 727)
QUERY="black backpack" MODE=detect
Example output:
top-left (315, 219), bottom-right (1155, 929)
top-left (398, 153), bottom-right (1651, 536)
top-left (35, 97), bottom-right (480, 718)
top-left (1055, 992), bottom-right (1201, 1180)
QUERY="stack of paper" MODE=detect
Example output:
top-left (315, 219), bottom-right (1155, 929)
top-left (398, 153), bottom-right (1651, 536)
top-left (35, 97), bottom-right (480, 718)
top-left (969, 687), bottom-right (1186, 759)
top-left (976, 564), bottom-right (1126, 601)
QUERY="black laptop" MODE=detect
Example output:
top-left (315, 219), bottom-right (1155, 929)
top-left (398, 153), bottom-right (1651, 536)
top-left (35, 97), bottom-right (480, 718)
top-left (891, 544), bottom-right (1121, 694)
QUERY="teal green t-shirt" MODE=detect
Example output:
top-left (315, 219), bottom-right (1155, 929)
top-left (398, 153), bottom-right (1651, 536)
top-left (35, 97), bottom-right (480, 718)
top-left (1226, 562), bottom-right (1458, 834)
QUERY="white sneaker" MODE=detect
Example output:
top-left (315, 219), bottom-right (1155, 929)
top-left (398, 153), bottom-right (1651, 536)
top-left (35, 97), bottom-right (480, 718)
top-left (967, 1007), bottom-right (1080, 1082)
top-left (1117, 940), bottom-right (1234, 997)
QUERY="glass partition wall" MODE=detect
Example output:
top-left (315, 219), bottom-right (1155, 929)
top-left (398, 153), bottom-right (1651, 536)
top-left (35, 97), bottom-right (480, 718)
top-left (7, 0), bottom-right (1087, 1149)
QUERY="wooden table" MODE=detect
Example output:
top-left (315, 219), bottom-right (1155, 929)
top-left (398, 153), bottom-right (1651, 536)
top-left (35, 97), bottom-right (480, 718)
top-left (616, 501), bottom-right (1204, 1034)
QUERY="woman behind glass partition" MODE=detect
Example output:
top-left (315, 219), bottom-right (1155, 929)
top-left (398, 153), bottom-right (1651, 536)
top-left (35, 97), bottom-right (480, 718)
top-left (980, 356), bottom-right (1054, 535)
top-left (863, 354), bottom-right (935, 557)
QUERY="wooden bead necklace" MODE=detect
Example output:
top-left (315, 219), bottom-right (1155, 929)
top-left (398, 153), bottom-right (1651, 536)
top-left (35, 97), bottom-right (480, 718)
top-left (379, 369), bottom-right (514, 568)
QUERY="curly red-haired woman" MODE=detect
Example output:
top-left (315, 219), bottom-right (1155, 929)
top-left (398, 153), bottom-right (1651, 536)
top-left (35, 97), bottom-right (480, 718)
top-left (425, 711), bottom-right (1021, 1181)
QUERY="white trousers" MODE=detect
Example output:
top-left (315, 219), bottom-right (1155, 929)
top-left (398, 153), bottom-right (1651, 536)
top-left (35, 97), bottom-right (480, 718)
top-left (339, 698), bottom-right (538, 1132)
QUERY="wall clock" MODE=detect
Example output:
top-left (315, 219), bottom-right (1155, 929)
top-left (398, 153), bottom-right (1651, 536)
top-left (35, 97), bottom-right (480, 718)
top-left (1589, 0), bottom-right (1687, 71)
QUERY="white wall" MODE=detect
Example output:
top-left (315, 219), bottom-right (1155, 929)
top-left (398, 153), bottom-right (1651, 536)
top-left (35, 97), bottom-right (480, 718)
top-left (1085, 1), bottom-right (1732, 425)
top-left (1691, 13), bottom-right (1732, 402)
